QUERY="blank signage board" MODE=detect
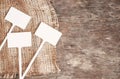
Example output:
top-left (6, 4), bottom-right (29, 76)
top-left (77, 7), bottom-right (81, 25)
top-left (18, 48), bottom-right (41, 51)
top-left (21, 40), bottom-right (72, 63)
top-left (7, 32), bottom-right (32, 48)
top-left (5, 7), bottom-right (31, 29)
top-left (35, 22), bottom-right (62, 46)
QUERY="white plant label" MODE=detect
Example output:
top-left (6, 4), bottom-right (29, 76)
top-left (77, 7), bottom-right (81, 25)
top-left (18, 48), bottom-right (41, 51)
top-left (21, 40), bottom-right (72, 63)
top-left (7, 32), bottom-right (32, 48)
top-left (35, 22), bottom-right (62, 46)
top-left (5, 7), bottom-right (31, 29)
top-left (22, 22), bottom-right (62, 79)
top-left (7, 32), bottom-right (32, 79)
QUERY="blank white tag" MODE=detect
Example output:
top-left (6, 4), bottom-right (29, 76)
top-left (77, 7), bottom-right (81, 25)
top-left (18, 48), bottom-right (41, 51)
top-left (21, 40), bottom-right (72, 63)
top-left (35, 22), bottom-right (62, 46)
top-left (22, 22), bottom-right (62, 79)
top-left (5, 7), bottom-right (31, 29)
top-left (7, 32), bottom-right (32, 79)
top-left (7, 32), bottom-right (32, 48)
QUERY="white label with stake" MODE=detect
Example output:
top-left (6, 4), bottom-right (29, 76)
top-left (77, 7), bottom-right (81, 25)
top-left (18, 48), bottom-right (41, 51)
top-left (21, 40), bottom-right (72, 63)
top-left (7, 32), bottom-right (32, 79)
top-left (22, 22), bottom-right (62, 79)
top-left (7, 32), bottom-right (32, 48)
top-left (5, 7), bottom-right (31, 29)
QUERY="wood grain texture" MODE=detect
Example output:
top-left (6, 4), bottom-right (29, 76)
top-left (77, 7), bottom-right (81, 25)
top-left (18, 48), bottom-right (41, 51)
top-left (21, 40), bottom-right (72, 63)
top-left (48, 0), bottom-right (120, 79)
top-left (0, 0), bottom-right (60, 78)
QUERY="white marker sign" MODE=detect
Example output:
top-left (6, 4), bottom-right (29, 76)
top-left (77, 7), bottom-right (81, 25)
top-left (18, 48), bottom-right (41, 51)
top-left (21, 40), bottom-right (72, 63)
top-left (0, 7), bottom-right (31, 50)
top-left (7, 32), bottom-right (32, 48)
top-left (22, 22), bottom-right (62, 79)
top-left (35, 22), bottom-right (62, 46)
top-left (7, 32), bottom-right (32, 79)
top-left (5, 7), bottom-right (31, 29)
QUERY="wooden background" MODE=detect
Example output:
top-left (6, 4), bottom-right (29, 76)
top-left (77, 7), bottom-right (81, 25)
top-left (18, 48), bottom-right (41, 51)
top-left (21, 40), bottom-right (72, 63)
top-left (0, 0), bottom-right (120, 79)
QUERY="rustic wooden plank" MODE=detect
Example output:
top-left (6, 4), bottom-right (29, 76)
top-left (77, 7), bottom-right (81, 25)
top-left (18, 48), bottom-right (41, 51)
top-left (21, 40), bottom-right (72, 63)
top-left (0, 0), bottom-right (60, 78)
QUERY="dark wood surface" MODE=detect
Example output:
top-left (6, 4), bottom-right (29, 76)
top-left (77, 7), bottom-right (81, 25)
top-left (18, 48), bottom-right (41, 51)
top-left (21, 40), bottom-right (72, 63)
top-left (27, 0), bottom-right (120, 79)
